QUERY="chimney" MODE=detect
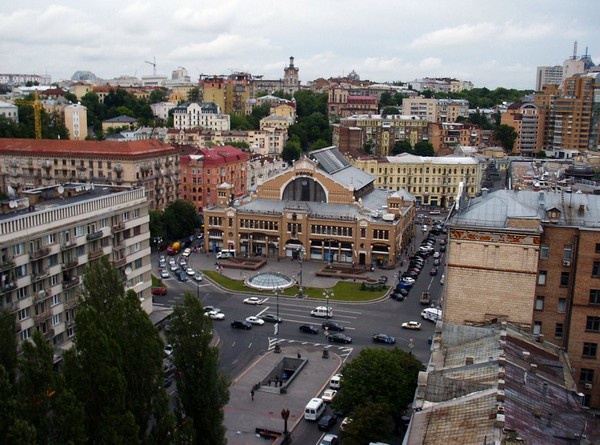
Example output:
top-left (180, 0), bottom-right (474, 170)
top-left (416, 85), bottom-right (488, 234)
top-left (539, 191), bottom-right (545, 208)
top-left (465, 356), bottom-right (474, 365)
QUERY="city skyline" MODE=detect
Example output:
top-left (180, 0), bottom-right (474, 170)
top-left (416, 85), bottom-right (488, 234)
top-left (0, 0), bottom-right (597, 90)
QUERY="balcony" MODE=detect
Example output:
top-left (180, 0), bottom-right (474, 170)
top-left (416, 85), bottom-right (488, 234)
top-left (88, 249), bottom-right (104, 260)
top-left (44, 329), bottom-right (55, 340)
top-left (62, 260), bottom-right (79, 270)
top-left (112, 222), bottom-right (126, 232)
top-left (33, 269), bottom-right (49, 281)
top-left (30, 247), bottom-right (50, 259)
top-left (0, 281), bottom-right (16, 295)
top-left (34, 288), bottom-right (52, 302)
top-left (62, 276), bottom-right (80, 290)
top-left (34, 310), bottom-right (51, 324)
top-left (0, 259), bottom-right (15, 272)
top-left (86, 230), bottom-right (103, 241)
top-left (113, 257), bottom-right (127, 267)
top-left (61, 240), bottom-right (75, 249)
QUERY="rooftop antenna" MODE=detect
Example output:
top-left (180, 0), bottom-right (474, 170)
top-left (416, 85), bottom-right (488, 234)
top-left (145, 56), bottom-right (157, 76)
top-left (572, 41), bottom-right (578, 61)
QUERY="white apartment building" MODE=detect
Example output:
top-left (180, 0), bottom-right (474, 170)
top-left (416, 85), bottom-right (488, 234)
top-left (0, 101), bottom-right (18, 123)
top-left (402, 98), bottom-right (469, 123)
top-left (150, 101), bottom-right (177, 121)
top-left (173, 102), bottom-right (230, 131)
top-left (0, 184), bottom-right (151, 360)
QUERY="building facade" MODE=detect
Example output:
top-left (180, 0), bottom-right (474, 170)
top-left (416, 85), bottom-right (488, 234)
top-left (401, 98), bottom-right (469, 123)
top-left (283, 56), bottom-right (300, 96)
top-left (172, 102), bottom-right (230, 131)
top-left (351, 153), bottom-right (480, 208)
top-left (0, 101), bottom-right (19, 123)
top-left (64, 103), bottom-right (88, 140)
top-left (202, 147), bottom-right (415, 267)
top-left (500, 102), bottom-right (543, 156)
top-left (179, 145), bottom-right (249, 212)
top-left (0, 139), bottom-right (180, 210)
top-left (428, 122), bottom-right (483, 153)
top-left (446, 189), bottom-right (600, 409)
top-left (327, 84), bottom-right (378, 119)
top-left (0, 184), bottom-right (151, 359)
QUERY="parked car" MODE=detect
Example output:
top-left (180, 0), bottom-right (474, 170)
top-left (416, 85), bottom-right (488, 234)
top-left (401, 276), bottom-right (416, 284)
top-left (339, 417), bottom-right (352, 432)
top-left (260, 313), bottom-right (282, 323)
top-left (186, 267), bottom-right (195, 276)
top-left (402, 321), bottom-right (422, 330)
top-left (372, 333), bottom-right (396, 344)
top-left (322, 320), bottom-right (344, 331)
top-left (378, 275), bottom-right (388, 284)
top-left (151, 287), bottom-right (167, 296)
top-left (440, 245), bottom-right (447, 252)
top-left (205, 310), bottom-right (225, 320)
top-left (243, 297), bottom-right (264, 305)
top-left (160, 269), bottom-right (170, 279)
top-left (164, 344), bottom-right (173, 356)
top-left (299, 324), bottom-right (319, 334)
top-left (433, 251), bottom-right (441, 259)
top-left (318, 414), bottom-right (338, 431)
top-left (319, 433), bottom-right (338, 445)
top-left (203, 305), bottom-right (220, 313)
top-left (321, 389), bottom-right (337, 403)
top-left (231, 320), bottom-right (252, 330)
top-left (328, 333), bottom-right (352, 344)
top-left (194, 272), bottom-right (204, 281)
top-left (433, 258), bottom-right (441, 266)
top-left (169, 263), bottom-right (179, 272)
top-left (245, 316), bottom-right (265, 326)
top-left (176, 271), bottom-right (187, 282)
top-left (390, 292), bottom-right (405, 301)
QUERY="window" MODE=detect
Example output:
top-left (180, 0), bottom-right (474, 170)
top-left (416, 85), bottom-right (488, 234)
top-left (558, 298), bottom-right (567, 312)
top-left (593, 262), bottom-right (600, 277)
top-left (535, 296), bottom-right (544, 310)
top-left (18, 308), bottom-right (30, 320)
top-left (133, 242), bottom-right (141, 252)
top-left (540, 244), bottom-right (549, 260)
top-left (560, 272), bottom-right (569, 287)
top-left (537, 271), bottom-right (547, 285)
top-left (586, 316), bottom-right (600, 332)
top-left (46, 233), bottom-right (56, 245)
top-left (52, 313), bottom-right (61, 326)
top-left (52, 294), bottom-right (60, 307)
top-left (134, 258), bottom-right (142, 269)
top-left (555, 323), bottom-right (564, 339)
top-left (591, 290), bottom-right (600, 305)
top-left (122, 211), bottom-right (130, 221)
top-left (75, 225), bottom-right (84, 237)
top-left (596, 243), bottom-right (600, 254)
top-left (13, 243), bottom-right (25, 256)
top-left (533, 321), bottom-right (542, 334)
top-left (583, 342), bottom-right (597, 358)
top-left (580, 368), bottom-right (594, 383)
top-left (20, 328), bottom-right (32, 341)
top-left (133, 208), bottom-right (140, 218)
top-left (563, 245), bottom-right (572, 262)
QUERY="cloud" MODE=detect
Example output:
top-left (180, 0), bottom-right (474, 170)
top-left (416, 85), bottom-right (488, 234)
top-left (170, 34), bottom-right (276, 60)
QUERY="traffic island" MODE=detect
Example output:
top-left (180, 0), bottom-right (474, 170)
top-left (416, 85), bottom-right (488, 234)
top-left (257, 356), bottom-right (307, 394)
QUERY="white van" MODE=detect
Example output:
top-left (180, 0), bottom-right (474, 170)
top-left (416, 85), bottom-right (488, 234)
top-left (421, 308), bottom-right (442, 322)
top-left (330, 374), bottom-right (342, 389)
top-left (304, 397), bottom-right (326, 421)
top-left (311, 306), bottom-right (333, 318)
top-left (216, 249), bottom-right (236, 259)
top-left (182, 248), bottom-right (191, 258)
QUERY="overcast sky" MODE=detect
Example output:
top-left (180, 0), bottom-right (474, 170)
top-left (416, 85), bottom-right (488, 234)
top-left (1, 1), bottom-right (597, 90)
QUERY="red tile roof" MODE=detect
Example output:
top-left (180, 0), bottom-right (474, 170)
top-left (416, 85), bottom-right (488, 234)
top-left (0, 138), bottom-right (178, 159)
top-left (198, 145), bottom-right (248, 165)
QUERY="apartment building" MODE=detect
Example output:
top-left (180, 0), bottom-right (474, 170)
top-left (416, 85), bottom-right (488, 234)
top-left (428, 122), bottom-right (483, 153)
top-left (446, 189), bottom-right (600, 409)
top-left (203, 147), bottom-right (415, 268)
top-left (0, 138), bottom-right (180, 210)
top-left (179, 145), bottom-right (248, 212)
top-left (402, 97), bottom-right (469, 123)
top-left (247, 154), bottom-right (288, 189)
top-left (172, 101), bottom-right (230, 131)
top-left (333, 114), bottom-right (430, 156)
top-left (0, 73), bottom-right (52, 86)
top-left (351, 153), bottom-right (480, 208)
top-left (0, 101), bottom-right (19, 123)
top-left (0, 184), bottom-right (151, 359)
top-left (327, 84), bottom-right (378, 119)
top-left (536, 65), bottom-right (563, 91)
top-left (63, 103), bottom-right (88, 140)
top-left (150, 101), bottom-right (177, 121)
top-left (500, 102), bottom-right (543, 156)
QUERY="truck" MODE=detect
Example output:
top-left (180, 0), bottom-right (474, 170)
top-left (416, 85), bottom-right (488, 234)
top-left (420, 291), bottom-right (430, 305)
top-left (166, 241), bottom-right (181, 255)
top-left (421, 307), bottom-right (442, 322)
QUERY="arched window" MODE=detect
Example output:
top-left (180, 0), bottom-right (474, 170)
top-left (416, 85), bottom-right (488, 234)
top-left (282, 178), bottom-right (327, 202)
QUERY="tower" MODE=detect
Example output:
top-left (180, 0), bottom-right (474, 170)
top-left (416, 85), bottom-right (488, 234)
top-left (283, 56), bottom-right (300, 96)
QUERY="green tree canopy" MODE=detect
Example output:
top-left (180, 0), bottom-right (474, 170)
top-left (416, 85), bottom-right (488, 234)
top-left (332, 348), bottom-right (422, 432)
top-left (187, 87), bottom-right (200, 102)
top-left (149, 88), bottom-right (169, 104)
top-left (392, 140), bottom-right (413, 155)
top-left (413, 141), bottom-right (435, 157)
top-left (281, 136), bottom-right (303, 164)
top-left (167, 293), bottom-right (230, 445)
top-left (339, 401), bottom-right (394, 445)
top-left (493, 124), bottom-right (518, 152)
top-left (162, 200), bottom-right (202, 240)
top-left (381, 106), bottom-right (400, 115)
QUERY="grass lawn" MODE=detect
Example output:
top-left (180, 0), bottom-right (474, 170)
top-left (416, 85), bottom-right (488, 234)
top-left (151, 274), bottom-right (167, 288)
top-left (203, 270), bottom-right (387, 302)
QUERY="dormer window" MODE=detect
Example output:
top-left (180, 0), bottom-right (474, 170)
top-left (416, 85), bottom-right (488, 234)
top-left (547, 208), bottom-right (560, 222)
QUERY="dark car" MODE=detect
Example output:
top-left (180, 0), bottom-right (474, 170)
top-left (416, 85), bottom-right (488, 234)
top-left (322, 320), bottom-right (344, 332)
top-left (430, 267), bottom-right (438, 276)
top-left (261, 313), bottom-right (282, 323)
top-left (372, 333), bottom-right (396, 344)
top-left (151, 287), bottom-right (167, 296)
top-left (390, 292), bottom-right (405, 301)
top-left (328, 333), bottom-right (352, 344)
top-left (231, 320), bottom-right (252, 330)
top-left (440, 245), bottom-right (446, 252)
top-left (299, 324), bottom-right (319, 334)
top-left (318, 414), bottom-right (338, 431)
top-left (378, 275), bottom-right (388, 284)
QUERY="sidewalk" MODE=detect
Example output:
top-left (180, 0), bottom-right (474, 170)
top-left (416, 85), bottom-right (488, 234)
top-left (224, 344), bottom-right (342, 444)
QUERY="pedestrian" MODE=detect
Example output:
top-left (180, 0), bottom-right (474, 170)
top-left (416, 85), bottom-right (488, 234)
top-left (297, 352), bottom-right (301, 359)
top-left (251, 389), bottom-right (255, 401)
top-left (275, 375), bottom-right (279, 384)
top-left (267, 378), bottom-right (271, 386)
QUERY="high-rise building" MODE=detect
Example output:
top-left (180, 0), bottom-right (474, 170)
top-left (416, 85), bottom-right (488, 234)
top-left (535, 65), bottom-right (563, 91)
top-left (500, 102), bottom-right (543, 156)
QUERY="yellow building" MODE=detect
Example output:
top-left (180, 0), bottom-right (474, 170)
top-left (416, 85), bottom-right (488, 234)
top-left (64, 103), bottom-right (88, 140)
top-left (351, 153), bottom-right (481, 208)
top-left (203, 147), bottom-right (415, 268)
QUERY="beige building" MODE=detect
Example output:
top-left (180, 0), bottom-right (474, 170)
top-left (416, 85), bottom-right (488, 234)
top-left (351, 153), bottom-right (481, 208)
top-left (0, 138), bottom-right (180, 210)
top-left (0, 184), bottom-right (151, 359)
top-left (64, 103), bottom-right (88, 140)
top-left (203, 147), bottom-right (415, 268)
top-left (402, 98), bottom-right (469, 123)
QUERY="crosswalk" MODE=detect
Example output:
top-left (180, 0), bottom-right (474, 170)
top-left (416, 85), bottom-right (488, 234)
top-left (267, 337), bottom-right (353, 362)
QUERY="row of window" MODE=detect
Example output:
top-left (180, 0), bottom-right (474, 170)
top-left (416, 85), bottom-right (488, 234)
top-left (372, 167), bottom-right (478, 176)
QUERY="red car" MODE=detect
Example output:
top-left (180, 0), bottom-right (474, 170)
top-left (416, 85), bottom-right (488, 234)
top-left (151, 287), bottom-right (167, 296)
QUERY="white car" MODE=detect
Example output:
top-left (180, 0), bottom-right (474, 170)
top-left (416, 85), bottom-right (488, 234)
top-left (169, 258), bottom-right (176, 266)
top-left (402, 277), bottom-right (416, 284)
top-left (243, 297), bottom-right (264, 305)
top-left (433, 251), bottom-right (441, 259)
top-left (319, 434), bottom-right (338, 445)
top-left (205, 311), bottom-right (225, 320)
top-left (160, 269), bottom-right (170, 279)
top-left (321, 389), bottom-right (337, 403)
top-left (401, 321), bottom-right (422, 330)
top-left (245, 316), bottom-right (265, 325)
top-left (164, 344), bottom-right (173, 357)
top-left (169, 263), bottom-right (178, 271)
top-left (194, 272), bottom-right (204, 281)
top-left (186, 267), bottom-right (195, 276)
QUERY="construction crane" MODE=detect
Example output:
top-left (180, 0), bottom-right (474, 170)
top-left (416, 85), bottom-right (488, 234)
top-left (145, 56), bottom-right (157, 76)
top-left (14, 90), bottom-right (42, 139)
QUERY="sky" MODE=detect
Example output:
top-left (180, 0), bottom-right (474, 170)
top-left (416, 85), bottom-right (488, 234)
top-left (0, 0), bottom-right (598, 90)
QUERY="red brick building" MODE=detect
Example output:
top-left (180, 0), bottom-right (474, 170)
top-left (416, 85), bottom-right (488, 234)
top-left (180, 145), bottom-right (248, 212)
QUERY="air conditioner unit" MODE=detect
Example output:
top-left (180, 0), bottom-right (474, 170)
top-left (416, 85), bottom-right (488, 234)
top-left (563, 260), bottom-right (571, 267)
top-left (585, 383), bottom-right (593, 390)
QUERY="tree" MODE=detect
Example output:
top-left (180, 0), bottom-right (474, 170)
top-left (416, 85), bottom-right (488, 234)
top-left (339, 402), bottom-right (394, 445)
top-left (413, 141), bottom-right (435, 157)
top-left (248, 103), bottom-right (271, 129)
top-left (381, 106), bottom-right (400, 115)
top-left (332, 348), bottom-right (422, 433)
top-left (167, 293), bottom-right (230, 445)
top-left (149, 88), bottom-right (169, 104)
top-left (0, 309), bottom-right (18, 384)
top-left (63, 92), bottom-right (78, 104)
top-left (493, 124), bottom-right (518, 152)
top-left (162, 200), bottom-right (201, 240)
top-left (230, 114), bottom-right (252, 131)
top-left (187, 87), bottom-right (200, 102)
top-left (281, 136), bottom-right (303, 164)
top-left (392, 140), bottom-right (413, 155)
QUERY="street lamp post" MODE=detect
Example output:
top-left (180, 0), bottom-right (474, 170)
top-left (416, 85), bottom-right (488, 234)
top-left (323, 289), bottom-right (334, 318)
top-left (297, 247), bottom-right (305, 298)
top-left (274, 287), bottom-right (281, 353)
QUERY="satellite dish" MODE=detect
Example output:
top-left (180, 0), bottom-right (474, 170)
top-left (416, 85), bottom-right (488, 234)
top-left (9, 201), bottom-right (17, 209)
top-left (85, 184), bottom-right (92, 191)
top-left (57, 185), bottom-right (64, 194)
top-left (124, 267), bottom-right (132, 276)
